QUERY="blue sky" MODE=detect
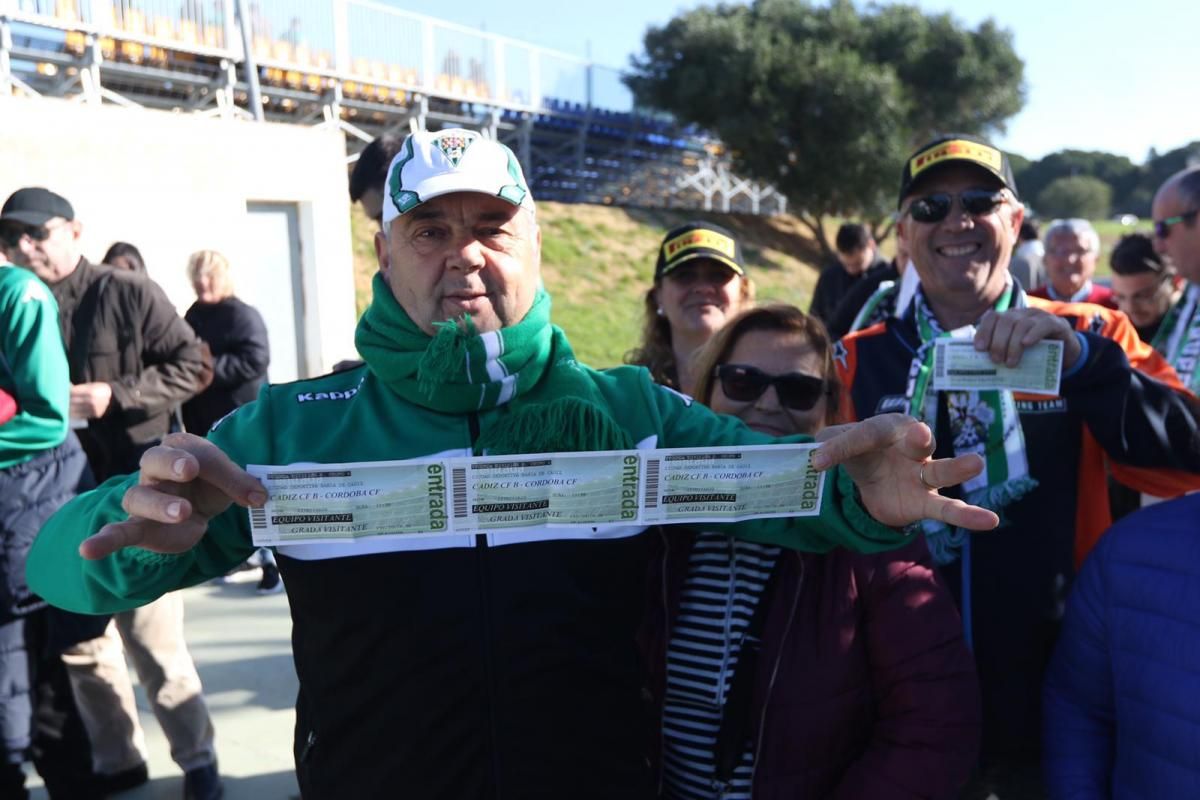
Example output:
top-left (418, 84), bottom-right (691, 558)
top-left (389, 0), bottom-right (1198, 164)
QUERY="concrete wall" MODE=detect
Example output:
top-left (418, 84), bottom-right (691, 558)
top-left (0, 95), bottom-right (358, 377)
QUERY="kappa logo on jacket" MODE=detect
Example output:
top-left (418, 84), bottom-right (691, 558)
top-left (296, 387), bottom-right (359, 404)
top-left (295, 374), bottom-right (366, 405)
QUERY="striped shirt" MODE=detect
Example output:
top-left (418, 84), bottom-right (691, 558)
top-left (662, 532), bottom-right (780, 799)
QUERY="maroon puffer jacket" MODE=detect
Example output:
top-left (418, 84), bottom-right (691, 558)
top-left (641, 532), bottom-right (981, 799)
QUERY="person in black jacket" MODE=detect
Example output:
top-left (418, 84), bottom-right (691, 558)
top-left (181, 249), bottom-right (280, 596)
top-left (808, 222), bottom-right (890, 325)
top-left (181, 249), bottom-right (270, 437)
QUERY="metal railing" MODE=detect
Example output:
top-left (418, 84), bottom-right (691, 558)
top-left (0, 0), bottom-right (636, 112)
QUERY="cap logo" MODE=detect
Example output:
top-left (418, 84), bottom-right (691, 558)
top-left (910, 139), bottom-right (1002, 178)
top-left (388, 135), bottom-right (422, 215)
top-left (663, 229), bottom-right (737, 261)
top-left (436, 132), bottom-right (475, 167)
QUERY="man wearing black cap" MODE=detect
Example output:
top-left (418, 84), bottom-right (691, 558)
top-left (832, 135), bottom-right (1200, 797)
top-left (1, 188), bottom-right (223, 799)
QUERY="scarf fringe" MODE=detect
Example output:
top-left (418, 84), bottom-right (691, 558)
top-left (418, 316), bottom-right (477, 399)
top-left (475, 397), bottom-right (635, 456)
top-left (923, 475), bottom-right (1039, 565)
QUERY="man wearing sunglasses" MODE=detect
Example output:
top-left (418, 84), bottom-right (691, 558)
top-left (833, 134), bottom-right (1200, 798)
top-left (1151, 166), bottom-right (1200, 395)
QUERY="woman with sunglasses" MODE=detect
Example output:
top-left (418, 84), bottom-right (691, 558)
top-left (642, 305), bottom-right (980, 799)
top-left (626, 221), bottom-right (754, 393)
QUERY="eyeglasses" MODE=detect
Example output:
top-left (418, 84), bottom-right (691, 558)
top-left (714, 364), bottom-right (830, 410)
top-left (1153, 210), bottom-right (1199, 239)
top-left (0, 220), bottom-right (68, 248)
top-left (906, 189), bottom-right (1007, 224)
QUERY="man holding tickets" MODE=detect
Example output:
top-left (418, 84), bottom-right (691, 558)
top-left (833, 133), bottom-right (1200, 798)
top-left (29, 129), bottom-right (997, 799)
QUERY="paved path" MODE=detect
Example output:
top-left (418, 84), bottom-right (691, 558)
top-left (30, 570), bottom-right (300, 799)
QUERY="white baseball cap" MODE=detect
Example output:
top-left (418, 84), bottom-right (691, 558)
top-left (381, 128), bottom-right (535, 227)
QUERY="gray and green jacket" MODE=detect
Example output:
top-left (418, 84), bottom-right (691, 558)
top-left (28, 360), bottom-right (905, 799)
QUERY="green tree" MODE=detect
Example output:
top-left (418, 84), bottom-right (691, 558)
top-left (1018, 150), bottom-right (1138, 213)
top-left (1135, 141), bottom-right (1200, 215)
top-left (625, 0), bottom-right (1025, 255)
top-left (1036, 176), bottom-right (1113, 220)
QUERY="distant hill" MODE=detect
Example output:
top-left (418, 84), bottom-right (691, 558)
top-left (350, 202), bottom-right (828, 368)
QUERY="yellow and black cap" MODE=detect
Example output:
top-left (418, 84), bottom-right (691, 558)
top-left (654, 221), bottom-right (745, 281)
top-left (898, 134), bottom-right (1018, 208)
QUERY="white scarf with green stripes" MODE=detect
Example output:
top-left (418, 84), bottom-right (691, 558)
top-left (906, 283), bottom-right (1038, 564)
top-left (1152, 282), bottom-right (1200, 393)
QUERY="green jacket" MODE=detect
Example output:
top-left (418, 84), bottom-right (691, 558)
top-left (0, 264), bottom-right (69, 468)
top-left (27, 356), bottom-right (908, 798)
top-left (28, 362), bottom-right (901, 615)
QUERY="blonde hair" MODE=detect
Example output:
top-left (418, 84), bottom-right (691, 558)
top-left (186, 249), bottom-right (234, 300)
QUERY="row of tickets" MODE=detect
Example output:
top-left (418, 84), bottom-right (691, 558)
top-left (246, 444), bottom-right (824, 545)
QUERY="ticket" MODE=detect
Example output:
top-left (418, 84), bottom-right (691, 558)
top-left (246, 461), bottom-right (452, 544)
top-left (450, 451), bottom-right (641, 530)
top-left (246, 443), bottom-right (825, 545)
top-left (932, 339), bottom-right (1062, 395)
top-left (641, 444), bottom-right (823, 524)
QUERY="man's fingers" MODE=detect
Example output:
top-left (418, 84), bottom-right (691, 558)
top-left (987, 313), bottom-right (1018, 365)
top-left (927, 497), bottom-right (999, 531)
top-left (812, 414), bottom-right (912, 470)
top-left (80, 520), bottom-right (148, 560)
top-left (150, 433), bottom-right (267, 507)
top-left (921, 453), bottom-right (984, 489)
top-left (121, 484), bottom-right (193, 523)
top-left (139, 445), bottom-right (201, 484)
top-left (974, 310), bottom-right (997, 351)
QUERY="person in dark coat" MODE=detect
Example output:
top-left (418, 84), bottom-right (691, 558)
top-left (101, 242), bottom-right (146, 274)
top-left (808, 223), bottom-right (890, 326)
top-left (1043, 493), bottom-right (1200, 800)
top-left (181, 249), bottom-right (279, 596)
top-left (181, 249), bottom-right (270, 437)
top-left (642, 305), bottom-right (980, 799)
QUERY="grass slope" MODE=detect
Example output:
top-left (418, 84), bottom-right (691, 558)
top-left (350, 204), bottom-right (1148, 369)
top-left (351, 202), bottom-right (826, 368)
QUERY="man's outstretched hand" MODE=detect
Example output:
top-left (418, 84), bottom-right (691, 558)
top-left (812, 414), bottom-right (999, 531)
top-left (79, 433), bottom-right (267, 560)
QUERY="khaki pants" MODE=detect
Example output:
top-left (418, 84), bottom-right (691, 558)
top-left (61, 592), bottom-right (215, 774)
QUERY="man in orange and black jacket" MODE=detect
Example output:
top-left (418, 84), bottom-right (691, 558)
top-left (833, 134), bottom-right (1200, 798)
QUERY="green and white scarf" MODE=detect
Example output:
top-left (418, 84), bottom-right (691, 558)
top-left (850, 280), bottom-right (899, 333)
top-left (906, 283), bottom-right (1038, 564)
top-left (355, 273), bottom-right (633, 455)
top-left (1151, 282), bottom-right (1200, 393)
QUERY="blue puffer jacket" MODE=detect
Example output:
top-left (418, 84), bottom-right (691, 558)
top-left (1043, 494), bottom-right (1200, 799)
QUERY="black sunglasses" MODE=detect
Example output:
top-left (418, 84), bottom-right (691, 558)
top-left (0, 223), bottom-right (55, 248)
top-left (906, 189), bottom-right (1007, 224)
top-left (1153, 209), bottom-right (1199, 240)
top-left (714, 364), bottom-right (830, 411)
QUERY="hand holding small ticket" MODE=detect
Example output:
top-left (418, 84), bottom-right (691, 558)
top-left (933, 339), bottom-right (1064, 394)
